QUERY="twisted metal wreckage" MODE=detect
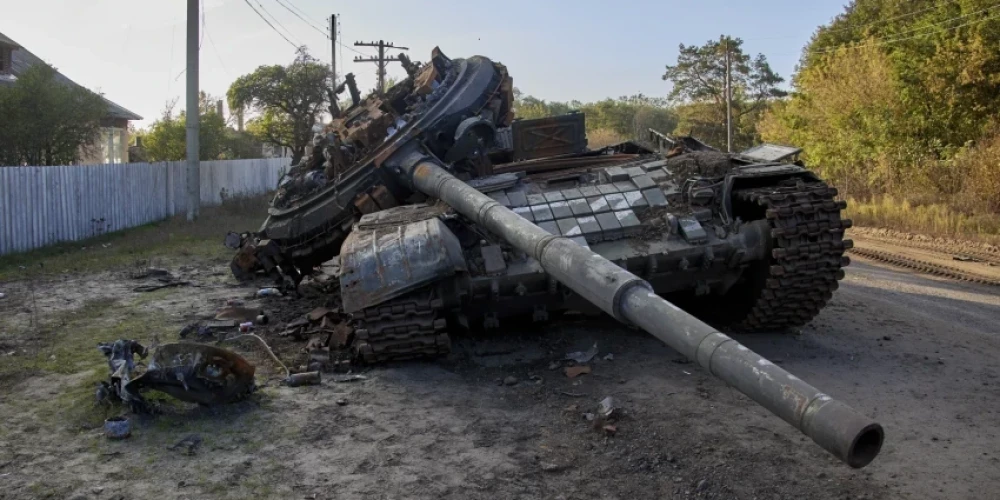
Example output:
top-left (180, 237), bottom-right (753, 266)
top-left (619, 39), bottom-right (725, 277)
top-left (97, 339), bottom-right (256, 412)
top-left (218, 47), bottom-right (882, 467)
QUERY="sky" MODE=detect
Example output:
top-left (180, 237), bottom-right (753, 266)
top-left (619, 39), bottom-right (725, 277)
top-left (2, 0), bottom-right (849, 126)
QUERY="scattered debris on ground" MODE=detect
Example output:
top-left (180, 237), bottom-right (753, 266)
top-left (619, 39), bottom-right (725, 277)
top-left (97, 339), bottom-right (256, 413)
top-left (167, 434), bottom-right (203, 456)
top-left (103, 416), bottom-right (131, 440)
top-left (565, 343), bottom-right (599, 364)
top-left (285, 371), bottom-right (321, 387)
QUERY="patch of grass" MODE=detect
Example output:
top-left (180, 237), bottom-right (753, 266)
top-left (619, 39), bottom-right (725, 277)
top-left (587, 127), bottom-right (628, 149)
top-left (846, 195), bottom-right (1000, 245)
top-left (0, 194), bottom-right (271, 281)
top-left (1, 293), bottom-right (184, 430)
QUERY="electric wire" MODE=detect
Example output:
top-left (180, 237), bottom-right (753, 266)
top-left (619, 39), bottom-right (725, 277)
top-left (252, 0), bottom-right (304, 47)
top-left (273, 0), bottom-right (329, 39)
top-left (811, 5), bottom-right (1000, 54)
top-left (242, 0), bottom-right (299, 49)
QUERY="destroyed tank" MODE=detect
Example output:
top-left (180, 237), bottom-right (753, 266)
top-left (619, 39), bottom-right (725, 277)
top-left (235, 49), bottom-right (854, 362)
top-left (234, 49), bottom-right (880, 468)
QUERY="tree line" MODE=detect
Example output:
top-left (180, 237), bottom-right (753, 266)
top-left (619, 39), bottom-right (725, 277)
top-left (759, 0), bottom-right (1000, 216)
top-left (6, 0), bottom-right (1000, 231)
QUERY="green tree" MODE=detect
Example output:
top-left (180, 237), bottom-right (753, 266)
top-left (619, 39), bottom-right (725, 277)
top-left (140, 94), bottom-right (229, 161)
top-left (511, 89), bottom-right (677, 143)
top-left (662, 36), bottom-right (785, 150)
top-left (765, 0), bottom-right (1000, 204)
top-left (800, 0), bottom-right (1000, 151)
top-left (0, 64), bottom-right (106, 166)
top-left (759, 43), bottom-right (909, 195)
top-left (228, 50), bottom-right (329, 164)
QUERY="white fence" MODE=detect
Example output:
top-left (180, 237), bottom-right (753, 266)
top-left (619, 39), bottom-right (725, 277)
top-left (0, 158), bottom-right (288, 256)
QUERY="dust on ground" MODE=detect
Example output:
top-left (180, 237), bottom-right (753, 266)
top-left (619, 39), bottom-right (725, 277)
top-left (1, 252), bottom-right (999, 499)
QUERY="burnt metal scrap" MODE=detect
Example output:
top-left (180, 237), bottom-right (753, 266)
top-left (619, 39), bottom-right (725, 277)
top-left (228, 47), bottom-right (883, 467)
top-left (98, 340), bottom-right (256, 411)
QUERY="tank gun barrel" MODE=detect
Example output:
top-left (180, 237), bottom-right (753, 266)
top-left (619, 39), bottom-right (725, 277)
top-left (401, 153), bottom-right (883, 468)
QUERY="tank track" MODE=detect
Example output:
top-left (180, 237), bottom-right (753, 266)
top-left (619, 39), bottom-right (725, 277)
top-left (735, 179), bottom-right (853, 330)
top-left (352, 291), bottom-right (451, 363)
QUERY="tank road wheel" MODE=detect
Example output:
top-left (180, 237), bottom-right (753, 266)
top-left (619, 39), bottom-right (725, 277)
top-left (731, 178), bottom-right (853, 331)
top-left (351, 292), bottom-right (451, 364)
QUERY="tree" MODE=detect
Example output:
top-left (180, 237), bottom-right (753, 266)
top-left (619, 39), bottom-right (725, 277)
top-left (228, 50), bottom-right (329, 164)
top-left (759, 43), bottom-right (909, 195)
top-left (764, 0), bottom-right (1000, 206)
top-left (0, 64), bottom-right (107, 166)
top-left (511, 89), bottom-right (677, 143)
top-left (140, 94), bottom-right (229, 161)
top-left (662, 36), bottom-right (785, 150)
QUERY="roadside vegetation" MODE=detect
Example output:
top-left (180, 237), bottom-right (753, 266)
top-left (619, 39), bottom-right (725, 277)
top-left (0, 194), bottom-right (269, 281)
top-left (517, 0), bottom-right (1000, 242)
top-left (759, 0), bottom-right (1000, 241)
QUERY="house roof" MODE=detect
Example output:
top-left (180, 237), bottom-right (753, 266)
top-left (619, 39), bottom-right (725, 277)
top-left (0, 32), bottom-right (142, 121)
top-left (0, 32), bottom-right (18, 48)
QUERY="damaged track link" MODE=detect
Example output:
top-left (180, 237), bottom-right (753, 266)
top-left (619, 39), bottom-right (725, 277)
top-left (736, 179), bottom-right (853, 330)
top-left (847, 246), bottom-right (1000, 287)
top-left (352, 292), bottom-right (450, 363)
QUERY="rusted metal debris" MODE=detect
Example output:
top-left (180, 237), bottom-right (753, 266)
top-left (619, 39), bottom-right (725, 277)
top-left (281, 307), bottom-right (353, 347)
top-left (98, 339), bottom-right (256, 412)
top-left (215, 306), bottom-right (263, 323)
top-left (284, 371), bottom-right (321, 387)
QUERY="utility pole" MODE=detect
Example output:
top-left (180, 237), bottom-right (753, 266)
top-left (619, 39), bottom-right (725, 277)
top-left (186, 0), bottom-right (200, 220)
top-left (723, 36), bottom-right (733, 154)
top-left (353, 39), bottom-right (408, 95)
top-left (329, 14), bottom-right (337, 83)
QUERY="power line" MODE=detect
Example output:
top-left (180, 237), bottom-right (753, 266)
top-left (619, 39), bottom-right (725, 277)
top-left (810, 7), bottom-right (1000, 55)
top-left (242, 0), bottom-right (299, 49)
top-left (354, 40), bottom-right (408, 94)
top-left (273, 0), bottom-right (328, 38)
top-left (861, 2), bottom-right (1000, 41)
top-left (338, 23), bottom-right (344, 83)
top-left (283, 0), bottom-right (325, 28)
top-left (811, 4), bottom-right (1000, 54)
top-left (200, 0), bottom-right (205, 49)
top-left (206, 30), bottom-right (232, 77)
top-left (823, 2), bottom-right (954, 34)
top-left (202, 3), bottom-right (230, 77)
top-left (745, 1), bottom-right (962, 41)
top-left (340, 41), bottom-right (369, 56)
top-left (253, 0), bottom-right (304, 47)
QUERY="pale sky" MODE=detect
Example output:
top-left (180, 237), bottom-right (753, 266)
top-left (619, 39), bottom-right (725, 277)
top-left (3, 0), bottom-right (848, 126)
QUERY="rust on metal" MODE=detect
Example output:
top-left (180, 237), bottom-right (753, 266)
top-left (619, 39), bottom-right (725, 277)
top-left (354, 193), bottom-right (379, 214)
top-left (370, 185), bottom-right (399, 209)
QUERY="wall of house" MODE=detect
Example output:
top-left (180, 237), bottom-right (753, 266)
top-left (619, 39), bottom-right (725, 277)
top-left (78, 117), bottom-right (130, 165)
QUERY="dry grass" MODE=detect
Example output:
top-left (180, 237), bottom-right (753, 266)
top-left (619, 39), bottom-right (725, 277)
top-left (0, 193), bottom-right (271, 280)
top-left (845, 195), bottom-right (1000, 245)
top-left (587, 128), bottom-right (628, 149)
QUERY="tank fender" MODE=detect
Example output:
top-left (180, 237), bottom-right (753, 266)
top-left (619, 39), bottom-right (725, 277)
top-left (340, 217), bottom-right (467, 313)
top-left (722, 164), bottom-right (818, 222)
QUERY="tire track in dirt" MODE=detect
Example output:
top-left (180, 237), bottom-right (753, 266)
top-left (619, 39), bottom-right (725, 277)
top-left (848, 232), bottom-right (1000, 287)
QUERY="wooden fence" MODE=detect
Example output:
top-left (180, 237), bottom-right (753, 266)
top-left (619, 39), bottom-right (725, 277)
top-left (0, 158), bottom-right (288, 255)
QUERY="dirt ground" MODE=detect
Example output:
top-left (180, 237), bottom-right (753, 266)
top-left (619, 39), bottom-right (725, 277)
top-left (850, 229), bottom-right (1000, 283)
top-left (2, 232), bottom-right (999, 499)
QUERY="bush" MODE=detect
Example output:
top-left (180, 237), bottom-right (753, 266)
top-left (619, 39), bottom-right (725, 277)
top-left (587, 128), bottom-right (627, 149)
